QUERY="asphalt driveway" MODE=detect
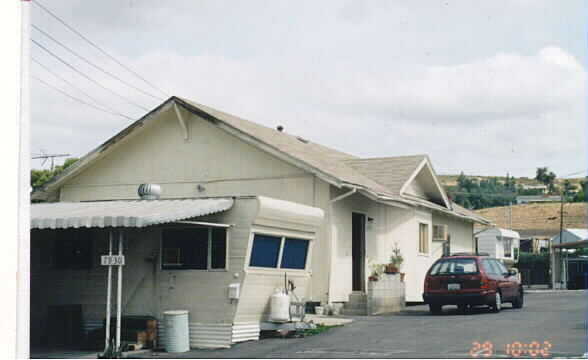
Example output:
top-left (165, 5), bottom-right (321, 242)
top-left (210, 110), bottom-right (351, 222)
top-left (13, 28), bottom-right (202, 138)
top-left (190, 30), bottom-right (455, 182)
top-left (131, 290), bottom-right (586, 359)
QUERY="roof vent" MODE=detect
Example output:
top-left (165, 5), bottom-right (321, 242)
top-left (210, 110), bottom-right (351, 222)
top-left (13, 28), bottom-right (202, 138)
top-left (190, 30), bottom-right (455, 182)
top-left (138, 184), bottom-right (161, 200)
top-left (276, 125), bottom-right (284, 132)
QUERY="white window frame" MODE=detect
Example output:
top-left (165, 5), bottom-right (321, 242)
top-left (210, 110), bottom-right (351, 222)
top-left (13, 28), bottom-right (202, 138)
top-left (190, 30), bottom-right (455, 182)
top-left (418, 222), bottom-right (430, 256)
top-left (160, 226), bottom-right (229, 272)
top-left (246, 230), bottom-right (313, 273)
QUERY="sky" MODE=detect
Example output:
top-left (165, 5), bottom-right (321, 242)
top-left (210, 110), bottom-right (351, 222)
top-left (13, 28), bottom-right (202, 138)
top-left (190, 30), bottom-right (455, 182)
top-left (30, 0), bottom-right (587, 178)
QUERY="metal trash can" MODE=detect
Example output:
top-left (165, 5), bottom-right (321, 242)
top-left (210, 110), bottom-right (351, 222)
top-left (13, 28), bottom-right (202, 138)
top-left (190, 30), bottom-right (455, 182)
top-left (163, 310), bottom-right (190, 352)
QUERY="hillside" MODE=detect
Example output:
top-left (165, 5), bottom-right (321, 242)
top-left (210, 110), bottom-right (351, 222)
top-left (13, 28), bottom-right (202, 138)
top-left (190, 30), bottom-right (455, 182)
top-left (475, 202), bottom-right (587, 238)
top-left (438, 175), bottom-right (585, 188)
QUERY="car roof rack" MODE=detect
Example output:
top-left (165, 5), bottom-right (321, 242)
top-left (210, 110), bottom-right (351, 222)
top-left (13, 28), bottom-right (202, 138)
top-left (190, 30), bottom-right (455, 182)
top-left (449, 252), bottom-right (489, 257)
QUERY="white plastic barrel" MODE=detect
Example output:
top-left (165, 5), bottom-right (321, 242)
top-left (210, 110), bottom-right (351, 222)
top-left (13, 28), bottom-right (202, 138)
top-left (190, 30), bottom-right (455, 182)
top-left (270, 289), bottom-right (290, 322)
top-left (163, 310), bottom-right (190, 352)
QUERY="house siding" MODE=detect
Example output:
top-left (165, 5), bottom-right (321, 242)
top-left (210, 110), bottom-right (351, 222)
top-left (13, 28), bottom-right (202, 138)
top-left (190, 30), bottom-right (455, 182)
top-left (59, 109), bottom-right (312, 204)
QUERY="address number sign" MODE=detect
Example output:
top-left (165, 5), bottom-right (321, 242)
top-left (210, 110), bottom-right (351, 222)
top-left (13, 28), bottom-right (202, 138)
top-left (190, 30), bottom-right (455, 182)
top-left (101, 255), bottom-right (125, 266)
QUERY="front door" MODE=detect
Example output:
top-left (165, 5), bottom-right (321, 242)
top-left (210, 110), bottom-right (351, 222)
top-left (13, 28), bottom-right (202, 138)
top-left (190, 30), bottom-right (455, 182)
top-left (352, 213), bottom-right (366, 291)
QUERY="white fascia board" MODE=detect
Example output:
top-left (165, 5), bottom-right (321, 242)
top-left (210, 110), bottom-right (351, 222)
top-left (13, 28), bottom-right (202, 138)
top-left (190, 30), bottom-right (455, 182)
top-left (399, 158), bottom-right (451, 209)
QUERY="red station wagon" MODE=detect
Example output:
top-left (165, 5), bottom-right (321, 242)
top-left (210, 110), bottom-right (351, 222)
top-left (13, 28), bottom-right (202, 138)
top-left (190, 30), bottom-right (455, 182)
top-left (422, 253), bottom-right (523, 314)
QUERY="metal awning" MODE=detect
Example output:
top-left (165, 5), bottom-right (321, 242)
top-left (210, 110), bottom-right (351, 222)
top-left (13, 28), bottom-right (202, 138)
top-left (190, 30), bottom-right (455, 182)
top-left (552, 240), bottom-right (587, 249)
top-left (31, 198), bottom-right (234, 229)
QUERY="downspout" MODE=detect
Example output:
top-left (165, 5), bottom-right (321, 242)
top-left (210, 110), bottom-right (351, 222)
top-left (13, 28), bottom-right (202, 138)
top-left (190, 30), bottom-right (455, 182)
top-left (327, 186), bottom-right (357, 304)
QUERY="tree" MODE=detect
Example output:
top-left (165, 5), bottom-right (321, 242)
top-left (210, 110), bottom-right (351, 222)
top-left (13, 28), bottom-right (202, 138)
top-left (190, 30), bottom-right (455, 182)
top-left (572, 178), bottom-right (587, 202)
top-left (535, 167), bottom-right (557, 193)
top-left (31, 157), bottom-right (78, 190)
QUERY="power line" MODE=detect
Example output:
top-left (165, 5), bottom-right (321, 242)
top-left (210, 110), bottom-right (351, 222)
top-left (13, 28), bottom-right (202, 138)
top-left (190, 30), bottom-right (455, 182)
top-left (32, 24), bottom-right (164, 101)
top-left (32, 75), bottom-right (134, 121)
top-left (32, 56), bottom-right (109, 109)
top-left (562, 169), bottom-right (587, 178)
top-left (33, 0), bottom-right (169, 98)
top-left (32, 38), bottom-right (150, 112)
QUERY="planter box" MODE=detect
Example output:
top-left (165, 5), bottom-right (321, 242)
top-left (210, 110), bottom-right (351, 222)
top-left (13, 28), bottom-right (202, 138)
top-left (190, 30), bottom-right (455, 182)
top-left (366, 273), bottom-right (405, 315)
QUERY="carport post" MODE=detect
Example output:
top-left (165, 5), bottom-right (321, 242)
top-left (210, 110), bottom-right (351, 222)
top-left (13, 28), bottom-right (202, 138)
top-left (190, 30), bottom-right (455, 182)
top-left (116, 231), bottom-right (124, 352)
top-left (104, 231), bottom-right (113, 352)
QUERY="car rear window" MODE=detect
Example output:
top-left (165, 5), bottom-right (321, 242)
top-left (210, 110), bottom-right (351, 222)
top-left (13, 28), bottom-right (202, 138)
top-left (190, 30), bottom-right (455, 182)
top-left (429, 258), bottom-right (479, 275)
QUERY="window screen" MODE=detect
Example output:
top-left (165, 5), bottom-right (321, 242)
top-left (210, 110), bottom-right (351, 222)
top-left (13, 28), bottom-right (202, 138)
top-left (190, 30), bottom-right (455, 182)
top-left (249, 235), bottom-right (281, 268)
top-left (419, 223), bottom-right (429, 254)
top-left (281, 238), bottom-right (309, 269)
top-left (211, 228), bottom-right (227, 269)
top-left (53, 230), bottom-right (93, 269)
top-left (503, 238), bottom-right (512, 257)
top-left (162, 228), bottom-right (208, 270)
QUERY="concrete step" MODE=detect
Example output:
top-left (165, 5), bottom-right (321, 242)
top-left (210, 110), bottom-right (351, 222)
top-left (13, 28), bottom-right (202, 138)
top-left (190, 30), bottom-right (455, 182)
top-left (344, 292), bottom-right (367, 310)
top-left (340, 308), bottom-right (368, 316)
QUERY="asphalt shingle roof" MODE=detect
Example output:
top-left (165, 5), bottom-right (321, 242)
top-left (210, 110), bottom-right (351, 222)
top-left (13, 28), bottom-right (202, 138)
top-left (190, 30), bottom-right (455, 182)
top-left (344, 155), bottom-right (427, 195)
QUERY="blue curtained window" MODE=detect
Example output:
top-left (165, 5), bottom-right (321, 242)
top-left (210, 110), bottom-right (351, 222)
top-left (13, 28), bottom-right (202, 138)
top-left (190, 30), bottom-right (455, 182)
top-left (281, 238), bottom-right (309, 269)
top-left (249, 234), bottom-right (281, 268)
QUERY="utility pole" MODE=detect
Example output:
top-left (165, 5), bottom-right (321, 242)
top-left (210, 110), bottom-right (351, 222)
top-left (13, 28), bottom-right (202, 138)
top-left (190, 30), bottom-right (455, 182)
top-left (17, 0), bottom-right (31, 358)
top-left (559, 190), bottom-right (565, 289)
top-left (509, 201), bottom-right (513, 230)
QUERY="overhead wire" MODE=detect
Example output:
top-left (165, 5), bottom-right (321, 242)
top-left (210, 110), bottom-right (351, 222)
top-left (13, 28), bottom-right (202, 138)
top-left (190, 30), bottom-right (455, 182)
top-left (32, 75), bottom-right (134, 121)
top-left (32, 24), bottom-right (164, 101)
top-left (32, 56), bottom-right (112, 110)
top-left (32, 38), bottom-right (150, 112)
top-left (33, 0), bottom-right (169, 98)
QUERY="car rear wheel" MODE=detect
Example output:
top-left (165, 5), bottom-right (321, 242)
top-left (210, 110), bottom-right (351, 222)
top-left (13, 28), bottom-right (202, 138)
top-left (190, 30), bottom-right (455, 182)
top-left (429, 304), bottom-right (442, 315)
top-left (512, 288), bottom-right (524, 309)
top-left (490, 291), bottom-right (502, 313)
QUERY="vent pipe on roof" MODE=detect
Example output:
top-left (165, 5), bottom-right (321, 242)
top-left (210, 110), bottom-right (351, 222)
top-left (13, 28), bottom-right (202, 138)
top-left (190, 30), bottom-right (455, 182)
top-left (276, 125), bottom-right (284, 132)
top-left (138, 184), bottom-right (161, 200)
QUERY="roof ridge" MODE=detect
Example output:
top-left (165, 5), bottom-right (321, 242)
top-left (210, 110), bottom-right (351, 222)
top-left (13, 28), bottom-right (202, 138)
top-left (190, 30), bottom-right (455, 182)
top-left (345, 154), bottom-right (428, 162)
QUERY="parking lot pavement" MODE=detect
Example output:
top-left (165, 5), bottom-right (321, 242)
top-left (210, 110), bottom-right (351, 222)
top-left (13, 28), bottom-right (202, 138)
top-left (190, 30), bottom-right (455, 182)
top-left (130, 291), bottom-right (587, 359)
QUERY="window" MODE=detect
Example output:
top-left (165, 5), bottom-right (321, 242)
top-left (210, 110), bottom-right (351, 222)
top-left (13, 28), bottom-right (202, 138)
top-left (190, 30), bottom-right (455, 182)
top-left (503, 238), bottom-right (512, 257)
top-left (493, 260), bottom-right (508, 275)
top-left (419, 223), bottom-right (429, 254)
top-left (53, 230), bottom-right (93, 269)
top-left (281, 238), bottom-right (309, 269)
top-left (249, 234), bottom-right (310, 270)
top-left (429, 258), bottom-right (478, 275)
top-left (249, 235), bottom-right (281, 268)
top-left (482, 259), bottom-right (505, 275)
top-left (161, 227), bottom-right (227, 270)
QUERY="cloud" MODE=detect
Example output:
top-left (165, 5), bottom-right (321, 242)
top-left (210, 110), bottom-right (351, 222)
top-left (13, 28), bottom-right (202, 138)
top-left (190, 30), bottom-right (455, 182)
top-left (30, 1), bottom-right (586, 178)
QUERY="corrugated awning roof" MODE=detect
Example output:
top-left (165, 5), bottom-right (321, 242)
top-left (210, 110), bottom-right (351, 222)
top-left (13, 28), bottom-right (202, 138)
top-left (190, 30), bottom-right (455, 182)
top-left (31, 198), bottom-right (234, 229)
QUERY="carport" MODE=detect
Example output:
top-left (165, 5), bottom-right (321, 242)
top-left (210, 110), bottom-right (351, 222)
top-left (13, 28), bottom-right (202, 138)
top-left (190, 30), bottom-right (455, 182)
top-left (550, 229), bottom-right (587, 289)
top-left (30, 198), bottom-right (234, 355)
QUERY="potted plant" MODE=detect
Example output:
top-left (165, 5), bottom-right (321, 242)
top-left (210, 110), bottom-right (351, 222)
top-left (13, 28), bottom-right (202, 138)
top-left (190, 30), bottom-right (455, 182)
top-left (385, 243), bottom-right (404, 274)
top-left (368, 262), bottom-right (385, 281)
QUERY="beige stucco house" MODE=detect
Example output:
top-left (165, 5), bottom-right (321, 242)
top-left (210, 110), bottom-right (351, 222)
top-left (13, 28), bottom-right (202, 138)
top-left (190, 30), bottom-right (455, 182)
top-left (30, 96), bottom-right (490, 349)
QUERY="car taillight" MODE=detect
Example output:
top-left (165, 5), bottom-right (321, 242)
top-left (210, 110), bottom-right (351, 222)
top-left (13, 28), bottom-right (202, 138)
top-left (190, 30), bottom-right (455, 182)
top-left (480, 276), bottom-right (490, 289)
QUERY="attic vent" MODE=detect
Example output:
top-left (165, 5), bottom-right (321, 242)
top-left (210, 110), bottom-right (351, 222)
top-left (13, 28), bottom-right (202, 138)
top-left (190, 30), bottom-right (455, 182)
top-left (296, 136), bottom-right (309, 144)
top-left (138, 184), bottom-right (161, 200)
top-left (276, 125), bottom-right (284, 132)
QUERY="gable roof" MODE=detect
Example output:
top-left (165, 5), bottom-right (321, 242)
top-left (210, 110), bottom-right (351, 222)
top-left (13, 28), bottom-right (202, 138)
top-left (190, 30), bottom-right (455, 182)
top-left (344, 155), bottom-right (426, 195)
top-left (177, 98), bottom-right (394, 196)
top-left (33, 96), bottom-right (490, 224)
